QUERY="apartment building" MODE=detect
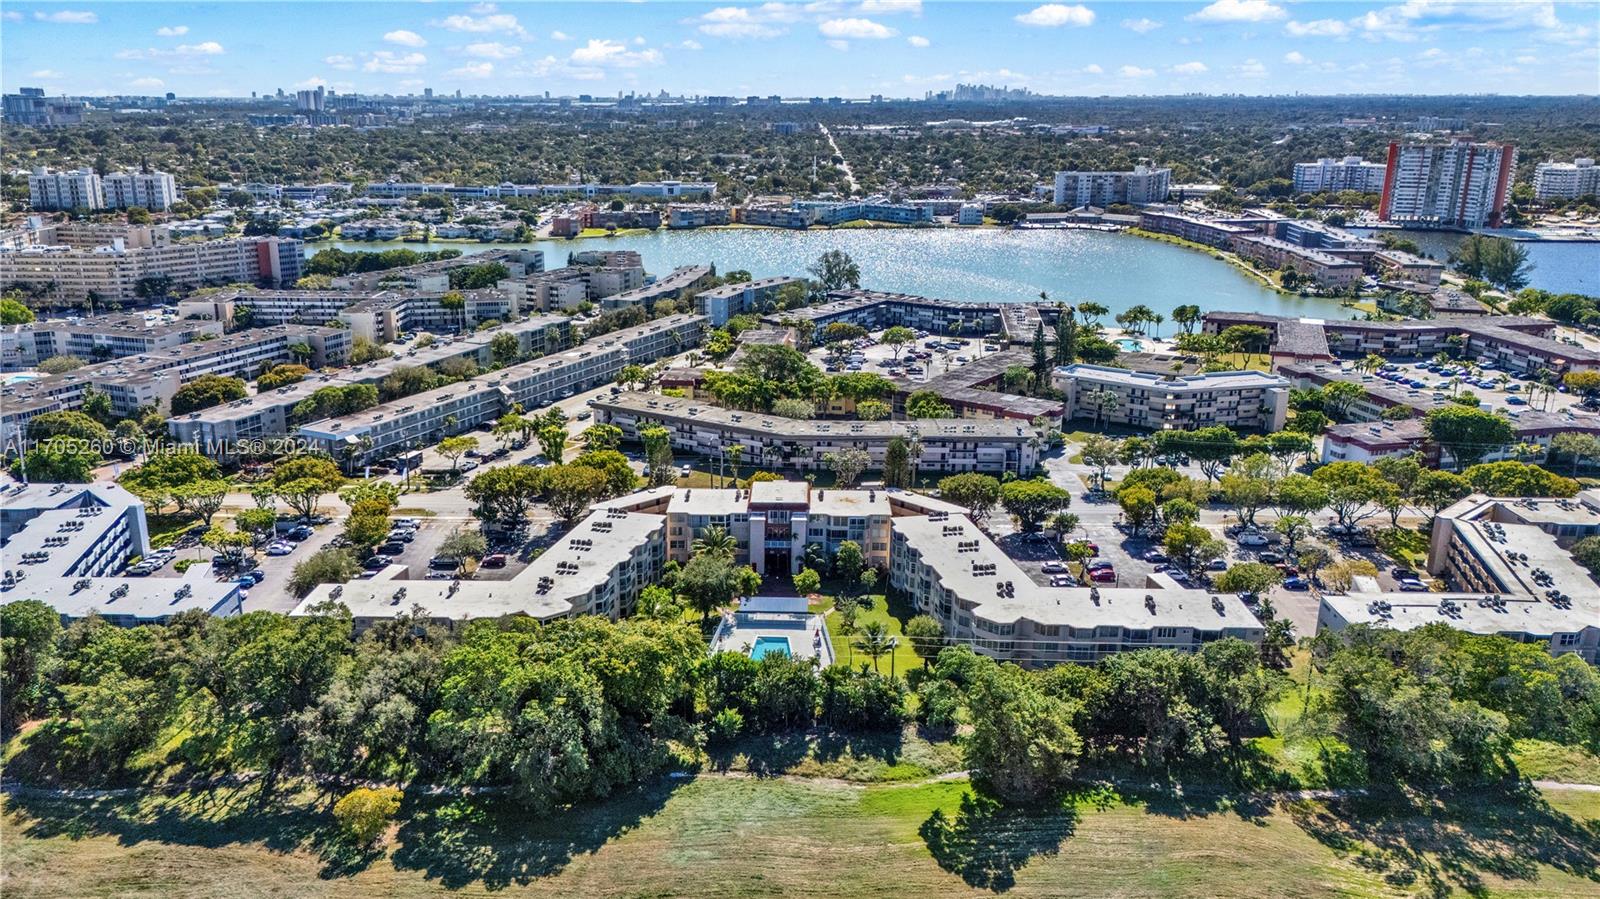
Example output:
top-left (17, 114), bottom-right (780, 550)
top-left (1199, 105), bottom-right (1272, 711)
top-left (738, 204), bottom-right (819, 229)
top-left (668, 204), bottom-right (732, 229)
top-left (364, 179), bottom-right (715, 201)
top-left (103, 171), bottom-right (180, 211)
top-left (601, 265), bottom-right (715, 311)
top-left (1319, 493), bottom-right (1600, 664)
top-left (2, 313), bottom-right (224, 370)
top-left (1, 324), bottom-right (348, 445)
top-left (4, 88), bottom-right (85, 127)
top-left (500, 270), bottom-right (590, 312)
top-left (891, 511), bottom-right (1262, 666)
top-left (893, 350), bottom-right (1065, 424)
top-left (1379, 141), bottom-right (1516, 229)
top-left (1372, 249), bottom-right (1446, 286)
top-left (166, 316), bottom-right (573, 456)
top-left (329, 249), bottom-right (544, 292)
top-left (1052, 165), bottom-right (1172, 207)
top-left (0, 235), bottom-right (304, 302)
top-left (1136, 209), bottom-right (1268, 248)
top-left (694, 275), bottom-right (805, 326)
top-left (1052, 364), bottom-right (1289, 432)
top-left (1229, 234), bottom-right (1364, 288)
top-left (295, 315), bottom-right (704, 463)
top-left (771, 289), bottom-right (1004, 338)
top-left (27, 168), bottom-right (104, 211)
top-left (596, 392), bottom-right (1040, 478)
top-left (294, 508), bottom-right (666, 630)
top-left (1533, 158), bottom-right (1600, 201)
top-left (1201, 312), bottom-right (1568, 373)
top-left (1292, 156), bottom-right (1388, 194)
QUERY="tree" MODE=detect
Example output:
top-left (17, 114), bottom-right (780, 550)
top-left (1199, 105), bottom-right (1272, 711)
top-left (489, 331), bottom-right (522, 367)
top-left (27, 410), bottom-right (111, 445)
top-left (289, 548), bottom-right (361, 596)
top-left (680, 552), bottom-right (748, 624)
top-left (1275, 473), bottom-right (1329, 516)
top-left (235, 508), bottom-right (278, 546)
top-left (1320, 381), bottom-right (1367, 422)
top-left (0, 296), bottom-right (36, 325)
top-left (692, 524), bottom-right (738, 559)
top-left (271, 456), bottom-right (345, 519)
top-left (1273, 514), bottom-right (1312, 553)
top-left (825, 447), bottom-right (871, 487)
top-left (1, 599), bottom-right (60, 731)
top-left (939, 473), bottom-right (1001, 520)
top-left (1080, 435), bottom-right (1118, 492)
top-left (1164, 523), bottom-right (1226, 572)
top-left (333, 787), bottom-right (402, 847)
top-left (201, 524), bottom-right (253, 565)
top-left (793, 567), bottom-right (821, 596)
top-left (172, 480), bottom-right (228, 527)
top-left (1312, 461), bottom-right (1386, 528)
top-left (37, 354), bottom-right (86, 374)
top-left (1118, 485), bottom-right (1159, 536)
top-left (881, 326), bottom-right (915, 361)
top-left (1219, 324), bottom-right (1272, 366)
top-left (1411, 469), bottom-right (1472, 522)
top-left (964, 663), bottom-right (1081, 802)
top-left (534, 425), bottom-right (568, 463)
top-left (1215, 562), bottom-right (1283, 597)
top-left (538, 463), bottom-right (609, 523)
top-left (1425, 406), bottom-right (1514, 469)
top-left (906, 390), bottom-right (954, 419)
top-left (12, 438), bottom-right (99, 483)
top-left (833, 540), bottom-right (866, 586)
top-left (1451, 234), bottom-right (1533, 291)
top-left (121, 447), bottom-right (222, 501)
top-left (856, 399), bottom-right (891, 421)
top-left (257, 364), bottom-right (311, 390)
top-left (437, 435), bottom-right (479, 473)
top-left (883, 437), bottom-right (914, 488)
top-left (808, 249), bottom-right (860, 291)
top-left (439, 527), bottom-right (488, 562)
top-left (1219, 453), bottom-right (1277, 526)
top-left (170, 374), bottom-right (247, 415)
top-left (1184, 426), bottom-right (1243, 485)
top-left (904, 615), bottom-right (945, 667)
top-left (464, 465), bottom-right (542, 527)
top-left (1462, 460), bottom-right (1578, 498)
top-left (226, 189), bottom-right (256, 208)
top-left (1000, 479), bottom-right (1071, 532)
top-left (853, 621), bottom-right (893, 673)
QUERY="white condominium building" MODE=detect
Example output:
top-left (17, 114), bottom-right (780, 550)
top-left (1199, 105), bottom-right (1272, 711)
top-left (28, 168), bottom-right (105, 211)
top-left (1052, 165), bottom-right (1171, 207)
top-left (0, 235), bottom-right (304, 302)
top-left (1052, 364), bottom-right (1289, 432)
top-left (1533, 158), bottom-right (1600, 201)
top-left (1292, 156), bottom-right (1388, 194)
top-left (103, 171), bottom-right (180, 211)
top-left (1378, 141), bottom-right (1516, 229)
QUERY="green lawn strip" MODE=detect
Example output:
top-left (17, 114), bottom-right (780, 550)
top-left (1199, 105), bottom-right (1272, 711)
top-left (825, 592), bottom-right (927, 676)
top-left (145, 513), bottom-right (201, 549)
top-left (1512, 739), bottom-right (1600, 784)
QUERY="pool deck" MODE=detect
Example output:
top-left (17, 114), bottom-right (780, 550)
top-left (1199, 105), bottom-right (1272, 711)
top-left (710, 606), bottom-right (835, 666)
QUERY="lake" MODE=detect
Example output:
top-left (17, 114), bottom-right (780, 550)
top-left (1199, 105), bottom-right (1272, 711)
top-left (324, 228), bottom-right (1351, 322)
top-left (1348, 228), bottom-right (1597, 296)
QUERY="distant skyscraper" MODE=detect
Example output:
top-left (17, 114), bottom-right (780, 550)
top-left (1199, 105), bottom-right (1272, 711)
top-left (1053, 165), bottom-right (1171, 207)
top-left (4, 87), bottom-right (86, 126)
top-left (28, 167), bottom-right (104, 210)
top-left (424, 87), bottom-right (433, 100)
top-left (1379, 141), bottom-right (1515, 229)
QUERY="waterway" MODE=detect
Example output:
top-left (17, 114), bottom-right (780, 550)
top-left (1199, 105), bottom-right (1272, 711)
top-left (323, 228), bottom-right (1344, 321)
top-left (1348, 228), bottom-right (1597, 296)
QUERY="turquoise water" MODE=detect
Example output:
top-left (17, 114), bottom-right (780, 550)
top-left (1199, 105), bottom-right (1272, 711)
top-left (325, 228), bottom-right (1350, 320)
top-left (749, 636), bottom-right (792, 660)
top-left (1116, 338), bottom-right (1145, 351)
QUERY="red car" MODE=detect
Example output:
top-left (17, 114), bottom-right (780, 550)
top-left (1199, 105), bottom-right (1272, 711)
top-left (481, 553), bottom-right (509, 568)
top-left (1073, 540), bottom-right (1100, 554)
top-left (1089, 567), bottom-right (1116, 583)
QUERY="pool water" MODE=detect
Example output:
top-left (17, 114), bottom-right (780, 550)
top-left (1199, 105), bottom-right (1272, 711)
top-left (1116, 338), bottom-right (1144, 352)
top-left (749, 636), bottom-right (793, 660)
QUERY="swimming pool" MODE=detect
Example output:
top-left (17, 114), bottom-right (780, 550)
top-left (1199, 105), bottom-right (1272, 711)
top-left (1116, 338), bottom-right (1144, 352)
top-left (749, 636), bottom-right (793, 660)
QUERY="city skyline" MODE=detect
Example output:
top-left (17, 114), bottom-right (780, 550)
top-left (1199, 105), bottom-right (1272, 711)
top-left (2, 1), bottom-right (1597, 99)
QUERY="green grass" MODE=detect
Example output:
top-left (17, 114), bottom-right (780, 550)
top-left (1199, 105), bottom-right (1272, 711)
top-left (826, 593), bottom-right (928, 676)
top-left (702, 725), bottom-right (965, 783)
top-left (1214, 352), bottom-right (1273, 372)
top-left (145, 513), bottom-right (201, 549)
top-left (7, 774), bottom-right (1600, 897)
top-left (1513, 739), bottom-right (1600, 784)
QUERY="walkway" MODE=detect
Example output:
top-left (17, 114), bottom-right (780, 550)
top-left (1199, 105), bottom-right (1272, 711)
top-left (818, 124), bottom-right (858, 194)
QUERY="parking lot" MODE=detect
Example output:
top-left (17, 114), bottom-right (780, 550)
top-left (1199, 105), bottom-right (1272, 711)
top-left (1371, 358), bottom-right (1585, 417)
top-left (803, 327), bottom-right (1005, 385)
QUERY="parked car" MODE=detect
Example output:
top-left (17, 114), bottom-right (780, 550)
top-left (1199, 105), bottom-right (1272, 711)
top-left (1089, 567), bottom-right (1116, 583)
top-left (1258, 551), bottom-right (1284, 564)
top-left (363, 556), bottom-right (390, 571)
top-left (388, 529), bottom-right (415, 543)
top-left (266, 542), bottom-right (294, 556)
top-left (1283, 576), bottom-right (1310, 590)
top-left (286, 525), bottom-right (314, 541)
top-left (1086, 559), bottom-right (1114, 571)
top-left (393, 518), bottom-right (420, 529)
top-left (1397, 578), bottom-right (1429, 592)
top-left (1143, 550), bottom-right (1169, 563)
top-left (1238, 533), bottom-right (1270, 547)
top-left (481, 553), bottom-right (509, 568)
top-left (1049, 575), bottom-right (1077, 587)
top-left (1206, 558), bottom-right (1229, 571)
top-left (429, 556), bottom-right (461, 572)
top-left (1391, 566), bottom-right (1416, 579)
top-left (376, 542), bottom-right (405, 557)
top-left (1041, 561), bottom-right (1069, 574)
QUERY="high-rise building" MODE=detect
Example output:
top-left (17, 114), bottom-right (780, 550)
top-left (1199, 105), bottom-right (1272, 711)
top-left (1052, 164), bottom-right (1171, 207)
top-left (103, 171), bottom-right (180, 211)
top-left (1379, 141), bottom-right (1516, 229)
top-left (3, 87), bottom-right (85, 126)
top-left (295, 85), bottom-right (325, 112)
top-left (1533, 158), bottom-right (1600, 201)
top-left (1292, 156), bottom-right (1388, 194)
top-left (28, 167), bottom-right (104, 210)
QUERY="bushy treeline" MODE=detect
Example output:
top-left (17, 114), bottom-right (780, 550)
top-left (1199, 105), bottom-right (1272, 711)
top-left (4, 601), bottom-right (1596, 809)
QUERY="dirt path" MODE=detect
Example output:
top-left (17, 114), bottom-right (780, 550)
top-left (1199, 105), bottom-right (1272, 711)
top-left (818, 123), bottom-right (858, 194)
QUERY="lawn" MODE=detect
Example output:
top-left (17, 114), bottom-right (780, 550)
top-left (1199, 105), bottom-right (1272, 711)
top-left (1214, 352), bottom-right (1274, 372)
top-left (6, 775), bottom-right (1598, 898)
top-left (821, 592), bottom-right (929, 677)
top-left (145, 513), bottom-right (201, 550)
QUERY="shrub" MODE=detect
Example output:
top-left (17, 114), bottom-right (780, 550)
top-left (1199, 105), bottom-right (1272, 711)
top-left (332, 786), bottom-right (402, 847)
top-left (708, 707), bottom-right (745, 744)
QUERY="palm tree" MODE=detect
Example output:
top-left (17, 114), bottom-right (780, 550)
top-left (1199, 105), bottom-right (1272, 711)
top-left (725, 444), bottom-right (743, 487)
top-left (853, 621), bottom-right (893, 673)
top-left (1089, 387), bottom-right (1120, 428)
top-left (1151, 313), bottom-right (1165, 340)
top-left (692, 524), bottom-right (737, 559)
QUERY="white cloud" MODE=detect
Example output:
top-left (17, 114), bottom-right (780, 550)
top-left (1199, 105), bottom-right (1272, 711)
top-left (130, 77), bottom-right (165, 89)
top-left (464, 41), bottom-right (522, 59)
top-left (2, 11), bottom-right (23, 22)
top-left (1014, 4), bottom-right (1095, 28)
top-left (679, 39), bottom-right (704, 50)
top-left (569, 39), bottom-right (663, 68)
top-left (155, 25), bottom-right (189, 37)
top-left (431, 3), bottom-right (529, 39)
top-left (294, 76), bottom-right (329, 90)
top-left (551, 30), bottom-right (571, 41)
top-left (857, 0), bottom-right (921, 14)
top-left (115, 41), bottom-right (225, 60)
top-left (34, 10), bottom-right (97, 24)
top-left (1121, 17), bottom-right (1163, 34)
top-left (1187, 1), bottom-right (1285, 24)
top-left (1172, 61), bottom-right (1209, 74)
top-left (363, 51), bottom-right (428, 73)
top-left (1285, 19), bottom-right (1350, 38)
top-left (691, 4), bottom-right (802, 39)
top-left (907, 35), bottom-right (930, 47)
top-left (1080, 63), bottom-right (1104, 74)
top-left (1283, 50), bottom-right (1310, 64)
top-left (448, 61), bottom-right (495, 79)
top-left (1232, 58), bottom-right (1268, 77)
top-left (826, 39), bottom-right (850, 51)
top-left (30, 69), bottom-right (64, 79)
top-left (1119, 65), bottom-right (1155, 78)
top-left (324, 54), bottom-right (356, 70)
top-left (384, 30), bottom-right (427, 48)
top-left (819, 17), bottom-right (896, 39)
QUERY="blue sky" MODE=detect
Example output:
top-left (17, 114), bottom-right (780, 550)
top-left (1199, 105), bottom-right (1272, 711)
top-left (3, 2), bottom-right (1596, 98)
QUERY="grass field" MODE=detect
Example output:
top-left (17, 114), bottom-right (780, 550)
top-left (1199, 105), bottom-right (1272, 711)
top-left (5, 775), bottom-right (1598, 898)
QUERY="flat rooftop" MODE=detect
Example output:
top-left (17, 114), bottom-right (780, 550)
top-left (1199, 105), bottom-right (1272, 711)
top-left (1, 565), bottom-right (240, 621)
top-left (1056, 363), bottom-right (1288, 392)
top-left (600, 392), bottom-right (1035, 441)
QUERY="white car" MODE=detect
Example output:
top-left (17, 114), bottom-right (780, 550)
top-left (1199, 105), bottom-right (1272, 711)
top-left (266, 542), bottom-right (295, 556)
top-left (1238, 533), bottom-right (1270, 547)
